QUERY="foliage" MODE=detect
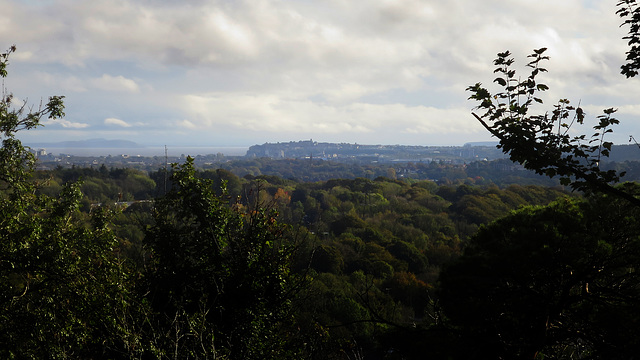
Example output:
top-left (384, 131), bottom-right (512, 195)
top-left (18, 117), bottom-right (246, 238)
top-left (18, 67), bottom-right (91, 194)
top-left (0, 39), bottom-right (594, 358)
top-left (450, 6), bottom-right (640, 359)
top-left (467, 49), bottom-right (640, 204)
top-left (141, 157), bottom-right (304, 359)
top-left (617, 0), bottom-right (640, 77)
top-left (0, 194), bottom-right (137, 358)
top-left (266, 176), bottom-right (567, 358)
top-left (0, 46), bottom-right (135, 358)
top-left (37, 156), bottom-right (545, 357)
top-left (36, 166), bottom-right (157, 203)
top-left (440, 191), bottom-right (640, 359)
top-left (467, 2), bottom-right (640, 204)
top-left (208, 156), bottom-right (561, 185)
top-left (0, 47), bottom-right (63, 191)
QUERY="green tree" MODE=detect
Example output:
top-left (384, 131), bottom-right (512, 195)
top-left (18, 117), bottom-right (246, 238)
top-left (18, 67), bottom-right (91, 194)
top-left (467, 0), bottom-right (640, 203)
top-left (142, 158), bottom-right (304, 359)
top-left (0, 46), bottom-right (136, 358)
top-left (618, 0), bottom-right (640, 78)
top-left (446, 5), bottom-right (640, 358)
top-left (440, 192), bottom-right (640, 359)
top-left (467, 48), bottom-right (633, 200)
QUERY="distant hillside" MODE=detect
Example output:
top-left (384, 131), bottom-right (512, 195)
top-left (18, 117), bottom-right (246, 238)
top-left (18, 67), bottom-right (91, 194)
top-left (246, 140), bottom-right (506, 163)
top-left (244, 140), bottom-right (640, 164)
top-left (605, 144), bottom-right (640, 162)
top-left (26, 138), bottom-right (143, 148)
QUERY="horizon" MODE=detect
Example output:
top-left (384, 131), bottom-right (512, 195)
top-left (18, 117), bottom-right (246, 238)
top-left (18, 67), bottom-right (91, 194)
top-left (23, 137), bottom-right (499, 148)
top-left (23, 138), bottom-right (505, 158)
top-left (21, 137), bottom-right (640, 159)
top-left (22, 138), bottom-right (491, 157)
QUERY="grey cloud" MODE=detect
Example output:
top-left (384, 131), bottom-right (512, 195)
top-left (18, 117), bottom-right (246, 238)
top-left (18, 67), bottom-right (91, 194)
top-left (2, 0), bottom-right (638, 147)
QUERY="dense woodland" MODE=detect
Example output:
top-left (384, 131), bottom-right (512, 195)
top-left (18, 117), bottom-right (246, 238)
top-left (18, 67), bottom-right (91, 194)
top-left (19, 157), bottom-right (574, 359)
top-left (8, 154), bottom-right (640, 359)
top-left (4, 2), bottom-right (640, 358)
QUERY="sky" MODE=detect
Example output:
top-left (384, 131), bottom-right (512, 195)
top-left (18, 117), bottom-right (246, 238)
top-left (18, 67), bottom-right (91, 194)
top-left (2, 0), bottom-right (639, 148)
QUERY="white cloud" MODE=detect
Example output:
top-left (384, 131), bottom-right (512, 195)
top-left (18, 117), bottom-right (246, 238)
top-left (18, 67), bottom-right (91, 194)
top-left (42, 119), bottom-right (90, 129)
top-left (176, 119), bottom-right (197, 130)
top-left (617, 105), bottom-right (640, 117)
top-left (30, 71), bottom-right (88, 92)
top-left (180, 93), bottom-right (479, 137)
top-left (104, 118), bottom-right (132, 127)
top-left (2, 0), bottom-right (639, 146)
top-left (92, 74), bottom-right (140, 93)
top-left (12, 50), bottom-right (33, 62)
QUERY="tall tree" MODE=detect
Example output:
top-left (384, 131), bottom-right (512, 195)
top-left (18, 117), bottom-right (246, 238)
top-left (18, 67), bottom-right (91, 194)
top-left (440, 191), bottom-right (640, 359)
top-left (0, 46), bottom-right (136, 358)
top-left (142, 158), bottom-right (304, 359)
top-left (446, 8), bottom-right (640, 357)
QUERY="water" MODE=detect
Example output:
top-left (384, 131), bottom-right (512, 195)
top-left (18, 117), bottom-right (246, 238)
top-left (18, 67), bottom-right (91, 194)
top-left (38, 146), bottom-right (249, 157)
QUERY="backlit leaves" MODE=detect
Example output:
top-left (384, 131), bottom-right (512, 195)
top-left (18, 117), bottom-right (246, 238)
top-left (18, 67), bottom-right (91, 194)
top-left (467, 49), bottom-right (640, 206)
top-left (617, 0), bottom-right (640, 77)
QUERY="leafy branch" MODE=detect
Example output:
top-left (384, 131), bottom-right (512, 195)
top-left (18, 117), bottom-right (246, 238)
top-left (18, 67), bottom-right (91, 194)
top-left (617, 0), bottom-right (640, 77)
top-left (0, 46), bottom-right (65, 138)
top-left (468, 48), bottom-right (640, 207)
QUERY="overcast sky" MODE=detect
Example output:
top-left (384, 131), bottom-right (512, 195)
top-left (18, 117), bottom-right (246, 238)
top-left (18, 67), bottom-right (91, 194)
top-left (2, 0), bottom-right (638, 148)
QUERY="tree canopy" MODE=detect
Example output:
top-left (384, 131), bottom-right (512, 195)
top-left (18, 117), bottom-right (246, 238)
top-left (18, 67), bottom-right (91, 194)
top-left (0, 46), bottom-right (136, 358)
top-left (440, 190), bottom-right (640, 359)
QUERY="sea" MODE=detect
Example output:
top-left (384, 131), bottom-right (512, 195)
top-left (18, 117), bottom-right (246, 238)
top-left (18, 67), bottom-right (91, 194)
top-left (38, 146), bottom-right (250, 157)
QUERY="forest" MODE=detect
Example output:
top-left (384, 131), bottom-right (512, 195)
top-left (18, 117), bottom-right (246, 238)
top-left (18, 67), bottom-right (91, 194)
top-left (7, 139), bottom-right (640, 359)
top-left (8, 135), bottom-right (640, 359)
top-left (10, 151), bottom-right (579, 359)
top-left (3, 2), bottom-right (640, 359)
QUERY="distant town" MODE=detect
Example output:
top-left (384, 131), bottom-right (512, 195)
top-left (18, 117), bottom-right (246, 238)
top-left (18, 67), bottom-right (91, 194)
top-left (28, 139), bottom-right (505, 170)
top-left (246, 140), bottom-right (507, 163)
top-left (27, 139), bottom-right (640, 172)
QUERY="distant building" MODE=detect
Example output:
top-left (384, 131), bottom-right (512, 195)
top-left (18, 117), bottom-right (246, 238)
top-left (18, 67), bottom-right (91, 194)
top-left (28, 148), bottom-right (48, 157)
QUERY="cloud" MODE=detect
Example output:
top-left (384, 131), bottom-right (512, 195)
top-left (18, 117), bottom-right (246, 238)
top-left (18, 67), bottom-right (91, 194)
top-left (180, 93), bottom-right (479, 137)
top-left (4, 1), bottom-right (625, 87)
top-left (104, 118), bottom-right (132, 127)
top-left (3, 0), bottom-right (624, 73)
top-left (42, 119), bottom-right (90, 129)
top-left (29, 71), bottom-right (88, 92)
top-left (2, 0), bottom-right (638, 146)
top-left (176, 119), bottom-right (197, 129)
top-left (617, 105), bottom-right (640, 117)
top-left (91, 74), bottom-right (140, 93)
